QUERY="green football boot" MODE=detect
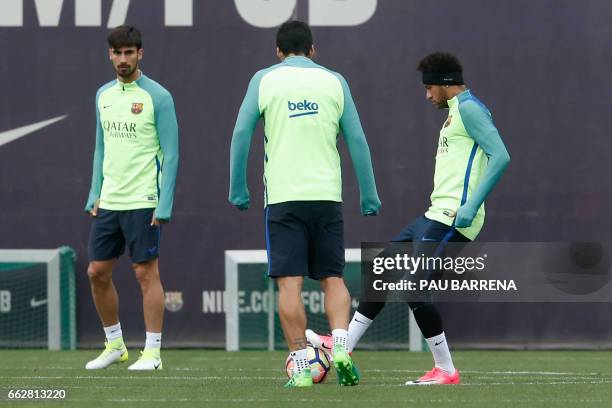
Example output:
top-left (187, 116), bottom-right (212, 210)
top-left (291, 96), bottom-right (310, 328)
top-left (284, 369), bottom-right (313, 388)
top-left (333, 345), bottom-right (360, 386)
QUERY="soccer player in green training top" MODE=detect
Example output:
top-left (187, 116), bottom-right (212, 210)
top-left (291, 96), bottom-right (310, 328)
top-left (308, 52), bottom-right (510, 385)
top-left (229, 21), bottom-right (381, 387)
top-left (84, 25), bottom-right (179, 371)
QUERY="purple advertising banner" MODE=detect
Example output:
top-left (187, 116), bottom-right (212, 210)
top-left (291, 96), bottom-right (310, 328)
top-left (0, 1), bottom-right (611, 347)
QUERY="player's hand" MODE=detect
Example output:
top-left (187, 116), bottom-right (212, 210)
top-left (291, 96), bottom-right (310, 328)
top-left (235, 201), bottom-right (250, 210)
top-left (229, 197), bottom-right (250, 211)
top-left (89, 199), bottom-right (100, 217)
top-left (361, 195), bottom-right (381, 216)
top-left (151, 213), bottom-right (168, 226)
top-left (454, 204), bottom-right (477, 228)
top-left (229, 189), bottom-right (250, 211)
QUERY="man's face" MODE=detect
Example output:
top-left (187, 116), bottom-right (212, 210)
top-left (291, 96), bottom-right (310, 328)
top-left (424, 85), bottom-right (449, 109)
top-left (109, 46), bottom-right (142, 78)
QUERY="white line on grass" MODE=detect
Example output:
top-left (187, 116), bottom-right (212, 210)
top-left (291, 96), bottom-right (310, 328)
top-left (462, 380), bottom-right (612, 386)
top-left (6, 367), bottom-right (607, 377)
top-left (463, 370), bottom-right (603, 376)
top-left (67, 398), bottom-right (611, 404)
top-left (4, 375), bottom-right (612, 386)
top-left (362, 369), bottom-right (604, 376)
top-left (0, 375), bottom-right (281, 381)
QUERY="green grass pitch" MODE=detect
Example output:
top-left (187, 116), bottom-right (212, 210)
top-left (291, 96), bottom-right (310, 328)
top-left (1, 350), bottom-right (612, 407)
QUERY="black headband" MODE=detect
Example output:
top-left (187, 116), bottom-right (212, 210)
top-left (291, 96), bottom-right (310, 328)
top-left (422, 71), bottom-right (464, 86)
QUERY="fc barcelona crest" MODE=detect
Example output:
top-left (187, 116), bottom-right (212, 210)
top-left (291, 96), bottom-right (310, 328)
top-left (131, 102), bottom-right (144, 114)
top-left (164, 291), bottom-right (183, 312)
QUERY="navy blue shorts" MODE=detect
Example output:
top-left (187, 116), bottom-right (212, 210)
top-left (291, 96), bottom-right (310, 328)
top-left (88, 208), bottom-right (161, 264)
top-left (265, 201), bottom-right (344, 280)
top-left (360, 216), bottom-right (472, 306)
top-left (392, 215), bottom-right (470, 245)
top-left (391, 215), bottom-right (471, 280)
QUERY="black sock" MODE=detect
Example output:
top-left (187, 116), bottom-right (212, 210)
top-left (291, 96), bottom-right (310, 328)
top-left (357, 301), bottom-right (386, 321)
top-left (409, 302), bottom-right (443, 339)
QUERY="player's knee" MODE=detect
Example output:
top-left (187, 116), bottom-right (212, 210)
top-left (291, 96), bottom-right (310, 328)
top-left (320, 276), bottom-right (346, 293)
top-left (278, 284), bottom-right (300, 297)
top-left (276, 277), bottom-right (302, 295)
top-left (87, 263), bottom-right (111, 284)
top-left (133, 262), bottom-right (159, 285)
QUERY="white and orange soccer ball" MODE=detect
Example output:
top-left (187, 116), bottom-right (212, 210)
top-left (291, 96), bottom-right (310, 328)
top-left (285, 344), bottom-right (331, 383)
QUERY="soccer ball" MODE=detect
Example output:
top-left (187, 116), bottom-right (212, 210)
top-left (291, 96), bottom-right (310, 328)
top-left (285, 344), bottom-right (331, 383)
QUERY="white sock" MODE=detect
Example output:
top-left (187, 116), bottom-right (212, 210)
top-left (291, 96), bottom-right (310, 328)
top-left (103, 323), bottom-right (123, 342)
top-left (331, 329), bottom-right (348, 352)
top-left (290, 348), bottom-right (309, 374)
top-left (347, 312), bottom-right (373, 352)
top-left (145, 332), bottom-right (162, 350)
top-left (425, 332), bottom-right (455, 374)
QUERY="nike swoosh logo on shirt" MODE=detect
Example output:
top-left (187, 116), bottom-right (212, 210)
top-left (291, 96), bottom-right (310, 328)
top-left (0, 115), bottom-right (68, 148)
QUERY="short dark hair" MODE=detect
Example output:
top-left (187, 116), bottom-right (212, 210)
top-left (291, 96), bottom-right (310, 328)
top-left (276, 21), bottom-right (313, 56)
top-left (417, 52), bottom-right (462, 74)
top-left (107, 25), bottom-right (142, 50)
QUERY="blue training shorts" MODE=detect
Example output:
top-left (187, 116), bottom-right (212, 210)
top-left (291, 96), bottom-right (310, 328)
top-left (88, 208), bottom-right (160, 264)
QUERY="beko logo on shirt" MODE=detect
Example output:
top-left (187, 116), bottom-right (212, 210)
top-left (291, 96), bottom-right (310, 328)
top-left (103, 121), bottom-right (137, 139)
top-left (288, 100), bottom-right (319, 118)
top-left (1, 0), bottom-right (377, 28)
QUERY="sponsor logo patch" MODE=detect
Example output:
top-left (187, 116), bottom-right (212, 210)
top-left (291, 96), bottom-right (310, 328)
top-left (288, 100), bottom-right (319, 118)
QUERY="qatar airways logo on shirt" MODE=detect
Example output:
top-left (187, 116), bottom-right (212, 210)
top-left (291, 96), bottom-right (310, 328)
top-left (103, 120), bottom-right (137, 140)
top-left (438, 136), bottom-right (449, 155)
top-left (288, 100), bottom-right (319, 118)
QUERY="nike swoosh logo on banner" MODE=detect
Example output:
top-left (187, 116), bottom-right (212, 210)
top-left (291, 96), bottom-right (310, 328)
top-left (0, 115), bottom-right (68, 148)
top-left (30, 298), bottom-right (48, 308)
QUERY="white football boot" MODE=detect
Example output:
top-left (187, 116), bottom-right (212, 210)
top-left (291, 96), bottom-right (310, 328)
top-left (127, 348), bottom-right (163, 370)
top-left (85, 338), bottom-right (128, 369)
